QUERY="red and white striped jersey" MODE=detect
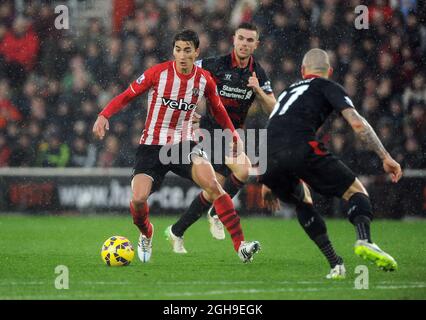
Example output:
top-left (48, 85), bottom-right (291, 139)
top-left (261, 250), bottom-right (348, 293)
top-left (132, 61), bottom-right (209, 145)
top-left (100, 60), bottom-right (236, 146)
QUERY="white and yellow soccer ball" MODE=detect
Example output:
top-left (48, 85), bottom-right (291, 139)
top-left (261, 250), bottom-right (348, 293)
top-left (101, 236), bottom-right (134, 266)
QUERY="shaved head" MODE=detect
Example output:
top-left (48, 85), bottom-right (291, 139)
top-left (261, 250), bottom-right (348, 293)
top-left (302, 48), bottom-right (331, 75)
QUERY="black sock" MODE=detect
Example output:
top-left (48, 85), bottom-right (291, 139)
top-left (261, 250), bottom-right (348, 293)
top-left (209, 173), bottom-right (245, 217)
top-left (296, 202), bottom-right (343, 268)
top-left (314, 234), bottom-right (344, 268)
top-left (172, 193), bottom-right (211, 237)
top-left (347, 193), bottom-right (373, 243)
top-left (353, 215), bottom-right (372, 243)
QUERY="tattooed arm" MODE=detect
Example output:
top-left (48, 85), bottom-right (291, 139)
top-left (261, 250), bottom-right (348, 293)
top-left (341, 108), bottom-right (388, 159)
top-left (341, 108), bottom-right (402, 183)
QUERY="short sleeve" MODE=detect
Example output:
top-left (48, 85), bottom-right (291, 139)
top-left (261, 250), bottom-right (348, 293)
top-left (323, 81), bottom-right (355, 112)
top-left (204, 71), bottom-right (219, 100)
top-left (197, 57), bottom-right (215, 73)
top-left (255, 65), bottom-right (273, 94)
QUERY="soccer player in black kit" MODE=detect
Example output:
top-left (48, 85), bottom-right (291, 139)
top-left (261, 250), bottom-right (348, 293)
top-left (260, 49), bottom-right (402, 279)
top-left (165, 23), bottom-right (276, 254)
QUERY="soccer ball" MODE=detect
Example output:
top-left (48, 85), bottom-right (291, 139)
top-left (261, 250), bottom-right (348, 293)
top-left (101, 236), bottom-right (135, 266)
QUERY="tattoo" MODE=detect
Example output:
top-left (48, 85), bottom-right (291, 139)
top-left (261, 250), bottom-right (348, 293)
top-left (357, 119), bottom-right (389, 160)
top-left (342, 108), bottom-right (389, 160)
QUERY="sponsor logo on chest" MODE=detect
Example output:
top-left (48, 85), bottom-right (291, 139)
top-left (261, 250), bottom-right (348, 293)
top-left (162, 97), bottom-right (197, 111)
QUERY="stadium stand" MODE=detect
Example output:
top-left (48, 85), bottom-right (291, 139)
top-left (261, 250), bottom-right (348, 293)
top-left (0, 0), bottom-right (425, 217)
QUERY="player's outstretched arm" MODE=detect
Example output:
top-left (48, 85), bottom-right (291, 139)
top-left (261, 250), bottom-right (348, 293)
top-left (341, 108), bottom-right (402, 183)
top-left (92, 87), bottom-right (139, 140)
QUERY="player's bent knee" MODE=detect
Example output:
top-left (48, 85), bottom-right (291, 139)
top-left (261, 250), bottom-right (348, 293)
top-left (301, 182), bottom-right (313, 205)
top-left (203, 180), bottom-right (224, 200)
top-left (347, 192), bottom-right (373, 224)
top-left (289, 182), bottom-right (306, 204)
top-left (227, 154), bottom-right (251, 182)
top-left (342, 178), bottom-right (368, 200)
top-left (131, 195), bottom-right (149, 208)
top-left (232, 164), bottom-right (250, 183)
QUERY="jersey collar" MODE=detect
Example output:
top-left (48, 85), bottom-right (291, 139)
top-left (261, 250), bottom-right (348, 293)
top-left (173, 61), bottom-right (197, 80)
top-left (231, 50), bottom-right (254, 72)
top-left (302, 74), bottom-right (321, 79)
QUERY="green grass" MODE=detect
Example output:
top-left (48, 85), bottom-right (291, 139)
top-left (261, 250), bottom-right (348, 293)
top-left (0, 214), bottom-right (425, 300)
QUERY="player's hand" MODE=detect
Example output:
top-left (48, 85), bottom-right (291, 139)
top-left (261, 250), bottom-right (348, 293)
top-left (192, 112), bottom-right (201, 130)
top-left (383, 155), bottom-right (402, 183)
top-left (247, 72), bottom-right (260, 92)
top-left (261, 184), bottom-right (281, 212)
top-left (93, 115), bottom-right (109, 140)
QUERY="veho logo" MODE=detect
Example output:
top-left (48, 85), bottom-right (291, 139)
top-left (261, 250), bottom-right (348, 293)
top-left (162, 97), bottom-right (197, 111)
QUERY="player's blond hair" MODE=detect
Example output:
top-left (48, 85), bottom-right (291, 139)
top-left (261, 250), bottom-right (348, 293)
top-left (302, 49), bottom-right (330, 74)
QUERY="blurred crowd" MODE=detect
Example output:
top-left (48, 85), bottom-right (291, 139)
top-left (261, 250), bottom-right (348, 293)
top-left (0, 0), bottom-right (425, 175)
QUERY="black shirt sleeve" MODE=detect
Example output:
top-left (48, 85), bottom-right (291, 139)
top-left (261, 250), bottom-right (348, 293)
top-left (195, 57), bottom-right (215, 73)
top-left (323, 81), bottom-right (355, 112)
top-left (255, 64), bottom-right (273, 94)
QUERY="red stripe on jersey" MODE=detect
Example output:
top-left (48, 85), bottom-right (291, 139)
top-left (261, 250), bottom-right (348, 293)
top-left (148, 63), bottom-right (175, 145)
top-left (141, 71), bottom-right (162, 144)
top-left (141, 91), bottom-right (157, 144)
top-left (139, 62), bottom-right (225, 145)
top-left (182, 70), bottom-right (203, 141)
top-left (139, 64), bottom-right (170, 144)
top-left (165, 75), bottom-right (189, 144)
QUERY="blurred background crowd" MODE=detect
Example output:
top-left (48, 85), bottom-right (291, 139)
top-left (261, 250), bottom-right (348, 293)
top-left (0, 0), bottom-right (425, 176)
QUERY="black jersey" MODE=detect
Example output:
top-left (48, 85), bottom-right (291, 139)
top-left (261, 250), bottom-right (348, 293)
top-left (267, 76), bottom-right (355, 153)
top-left (196, 51), bottom-right (273, 130)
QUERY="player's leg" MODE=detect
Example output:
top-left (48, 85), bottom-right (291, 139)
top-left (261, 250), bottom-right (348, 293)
top-left (259, 148), bottom-right (345, 279)
top-left (342, 179), bottom-right (397, 271)
top-left (342, 179), bottom-right (372, 243)
top-left (267, 176), bottom-right (345, 279)
top-left (130, 144), bottom-right (166, 263)
top-left (206, 153), bottom-right (252, 239)
top-left (190, 154), bottom-right (260, 262)
top-left (300, 142), bottom-right (397, 271)
top-left (130, 173), bottom-right (154, 263)
top-left (206, 172), bottom-right (227, 239)
top-left (292, 182), bottom-right (345, 279)
top-left (170, 172), bottom-right (226, 243)
top-left (210, 154), bottom-right (251, 215)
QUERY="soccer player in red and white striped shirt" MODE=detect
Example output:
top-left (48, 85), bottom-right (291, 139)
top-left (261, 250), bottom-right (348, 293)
top-left (93, 30), bottom-right (260, 263)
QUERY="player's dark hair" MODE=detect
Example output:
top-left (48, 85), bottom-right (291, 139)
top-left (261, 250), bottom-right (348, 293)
top-left (235, 22), bottom-right (259, 37)
top-left (173, 29), bottom-right (200, 49)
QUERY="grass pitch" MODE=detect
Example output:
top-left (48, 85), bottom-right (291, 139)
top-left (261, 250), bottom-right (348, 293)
top-left (0, 214), bottom-right (425, 300)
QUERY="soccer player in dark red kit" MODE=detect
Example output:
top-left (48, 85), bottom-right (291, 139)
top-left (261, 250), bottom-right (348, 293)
top-left (92, 30), bottom-right (260, 263)
top-left (166, 23), bottom-right (276, 253)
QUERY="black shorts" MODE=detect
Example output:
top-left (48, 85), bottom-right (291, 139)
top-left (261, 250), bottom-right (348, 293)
top-left (132, 141), bottom-right (207, 192)
top-left (259, 140), bottom-right (356, 202)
